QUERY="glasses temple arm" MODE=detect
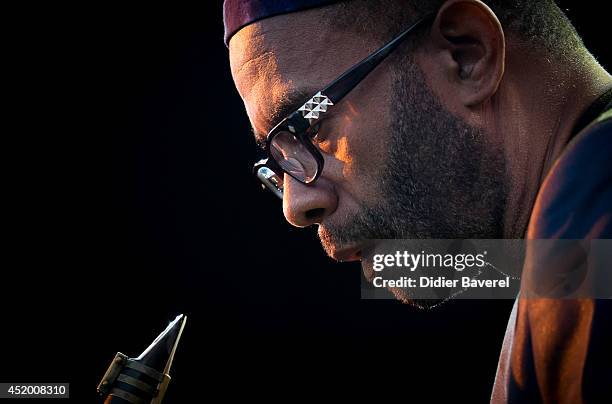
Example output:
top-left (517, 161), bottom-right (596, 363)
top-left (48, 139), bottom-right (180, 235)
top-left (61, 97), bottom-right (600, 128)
top-left (323, 13), bottom-right (434, 103)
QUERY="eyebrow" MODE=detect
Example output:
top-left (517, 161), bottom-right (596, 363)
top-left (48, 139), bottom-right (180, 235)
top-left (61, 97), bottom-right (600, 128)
top-left (252, 88), bottom-right (316, 146)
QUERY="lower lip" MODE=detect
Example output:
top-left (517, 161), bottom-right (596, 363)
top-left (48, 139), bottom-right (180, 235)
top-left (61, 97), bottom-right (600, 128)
top-left (336, 249), bottom-right (361, 262)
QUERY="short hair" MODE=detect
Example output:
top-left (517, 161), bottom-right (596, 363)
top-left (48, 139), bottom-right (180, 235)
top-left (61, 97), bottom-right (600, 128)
top-left (322, 0), bottom-right (585, 61)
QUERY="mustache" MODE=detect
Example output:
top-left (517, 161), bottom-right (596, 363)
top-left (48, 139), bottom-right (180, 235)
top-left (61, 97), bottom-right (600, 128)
top-left (317, 205), bottom-right (407, 257)
top-left (318, 210), bottom-right (374, 253)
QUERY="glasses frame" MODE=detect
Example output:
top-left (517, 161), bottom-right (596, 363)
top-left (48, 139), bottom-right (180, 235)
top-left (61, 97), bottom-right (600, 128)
top-left (254, 13), bottom-right (434, 199)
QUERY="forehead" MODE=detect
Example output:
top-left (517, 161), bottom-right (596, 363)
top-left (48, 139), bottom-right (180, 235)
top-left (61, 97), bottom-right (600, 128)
top-left (228, 7), bottom-right (380, 139)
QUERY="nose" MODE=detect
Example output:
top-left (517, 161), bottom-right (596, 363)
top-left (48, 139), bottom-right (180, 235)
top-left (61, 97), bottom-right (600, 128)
top-left (282, 174), bottom-right (338, 227)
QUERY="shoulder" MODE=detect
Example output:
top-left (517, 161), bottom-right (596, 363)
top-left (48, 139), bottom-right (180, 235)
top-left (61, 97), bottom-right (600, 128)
top-left (528, 115), bottom-right (612, 239)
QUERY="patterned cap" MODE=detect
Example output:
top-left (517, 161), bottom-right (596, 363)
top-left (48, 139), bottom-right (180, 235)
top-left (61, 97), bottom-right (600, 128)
top-left (223, 0), bottom-right (340, 46)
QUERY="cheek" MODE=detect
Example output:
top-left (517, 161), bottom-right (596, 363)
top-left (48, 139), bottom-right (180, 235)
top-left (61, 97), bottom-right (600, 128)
top-left (332, 106), bottom-right (391, 193)
top-left (335, 136), bottom-right (354, 174)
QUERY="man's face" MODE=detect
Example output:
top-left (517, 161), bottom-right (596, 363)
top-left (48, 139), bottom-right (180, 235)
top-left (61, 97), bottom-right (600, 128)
top-left (229, 8), bottom-right (506, 275)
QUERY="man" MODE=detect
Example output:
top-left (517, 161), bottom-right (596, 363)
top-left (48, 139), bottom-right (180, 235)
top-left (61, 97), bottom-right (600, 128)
top-left (224, 0), bottom-right (611, 402)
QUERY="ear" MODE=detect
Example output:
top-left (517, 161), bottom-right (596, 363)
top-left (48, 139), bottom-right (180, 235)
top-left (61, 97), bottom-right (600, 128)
top-left (428, 0), bottom-right (505, 107)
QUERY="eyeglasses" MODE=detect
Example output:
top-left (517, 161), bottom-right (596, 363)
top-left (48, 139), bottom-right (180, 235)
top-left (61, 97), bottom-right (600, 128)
top-left (253, 13), bottom-right (434, 199)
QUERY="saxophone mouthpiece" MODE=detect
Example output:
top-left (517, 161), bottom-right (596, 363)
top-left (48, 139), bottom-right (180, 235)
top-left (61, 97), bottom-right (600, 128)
top-left (97, 314), bottom-right (187, 404)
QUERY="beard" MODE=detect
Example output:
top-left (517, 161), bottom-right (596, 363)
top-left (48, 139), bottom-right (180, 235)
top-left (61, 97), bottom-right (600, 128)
top-left (319, 58), bottom-right (508, 309)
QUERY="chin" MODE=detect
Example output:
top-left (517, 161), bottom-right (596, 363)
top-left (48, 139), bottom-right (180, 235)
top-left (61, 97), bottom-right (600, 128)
top-left (390, 288), bottom-right (449, 310)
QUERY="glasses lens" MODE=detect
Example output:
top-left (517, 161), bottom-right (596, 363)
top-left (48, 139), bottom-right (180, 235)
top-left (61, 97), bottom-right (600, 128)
top-left (270, 131), bottom-right (318, 183)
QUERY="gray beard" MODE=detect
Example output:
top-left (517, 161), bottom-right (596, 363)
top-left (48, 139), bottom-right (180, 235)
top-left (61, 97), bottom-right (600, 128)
top-left (319, 61), bottom-right (508, 308)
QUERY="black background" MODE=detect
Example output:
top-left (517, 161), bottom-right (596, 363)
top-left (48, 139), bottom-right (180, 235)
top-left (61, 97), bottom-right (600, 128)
top-left (3, 2), bottom-right (610, 402)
